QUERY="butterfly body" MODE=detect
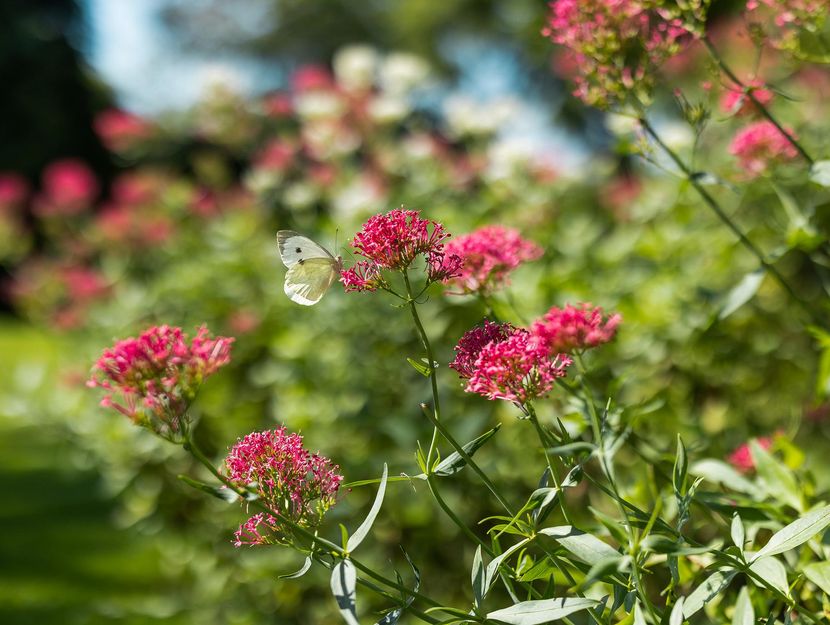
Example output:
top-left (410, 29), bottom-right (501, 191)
top-left (277, 230), bottom-right (343, 305)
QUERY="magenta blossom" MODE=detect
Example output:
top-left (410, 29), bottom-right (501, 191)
top-left (466, 329), bottom-right (571, 406)
top-left (746, 0), bottom-right (826, 49)
top-left (728, 436), bottom-right (772, 473)
top-left (443, 226), bottom-right (542, 295)
top-left (543, 0), bottom-right (696, 108)
top-left (225, 427), bottom-right (343, 546)
top-left (87, 325), bottom-right (234, 439)
top-left (343, 209), bottom-right (462, 291)
top-left (34, 159), bottom-right (99, 216)
top-left (94, 108), bottom-right (153, 152)
top-left (531, 304), bottom-right (621, 354)
top-left (449, 320), bottom-right (519, 379)
top-left (729, 121), bottom-right (799, 178)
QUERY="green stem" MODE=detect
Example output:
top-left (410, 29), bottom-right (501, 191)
top-left (702, 36), bottom-right (814, 165)
top-left (638, 115), bottom-right (821, 325)
top-left (526, 403), bottom-right (571, 525)
top-left (403, 271), bottom-right (441, 467)
top-left (419, 404), bottom-right (513, 515)
top-left (183, 437), bottom-right (442, 612)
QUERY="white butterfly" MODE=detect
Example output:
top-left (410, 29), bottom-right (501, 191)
top-left (276, 230), bottom-right (343, 306)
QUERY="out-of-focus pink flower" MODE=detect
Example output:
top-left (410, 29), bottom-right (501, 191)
top-left (96, 202), bottom-right (175, 248)
top-left (228, 310), bottom-right (261, 334)
top-left (465, 328), bottom-right (571, 405)
top-left (729, 120), bottom-right (799, 177)
top-left (443, 226), bottom-right (543, 295)
top-left (291, 65), bottom-right (335, 92)
top-left (728, 436), bottom-right (772, 473)
top-left (61, 266), bottom-right (108, 301)
top-left (0, 173), bottom-right (29, 210)
top-left (746, 0), bottom-right (826, 48)
top-left (720, 79), bottom-right (774, 116)
top-left (542, 0), bottom-right (696, 108)
top-left (531, 303), bottom-right (621, 354)
top-left (262, 92), bottom-right (293, 117)
top-left (253, 140), bottom-right (296, 171)
top-left (349, 208), bottom-right (452, 272)
top-left (225, 427), bottom-right (342, 546)
top-left (94, 108), bottom-right (153, 151)
top-left (34, 159), bottom-right (99, 216)
top-left (600, 174), bottom-right (643, 218)
top-left (449, 320), bottom-right (518, 380)
top-left (87, 325), bottom-right (233, 438)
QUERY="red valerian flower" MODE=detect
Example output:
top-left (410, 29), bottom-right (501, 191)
top-left (225, 427), bottom-right (343, 546)
top-left (340, 260), bottom-right (385, 292)
top-left (443, 226), bottom-right (542, 294)
top-left (720, 78), bottom-right (774, 117)
top-left (729, 120), bottom-right (799, 178)
top-left (34, 159), bottom-right (99, 217)
top-left (728, 436), bottom-right (772, 473)
top-left (466, 329), bottom-right (571, 405)
top-left (87, 325), bottom-right (233, 439)
top-left (350, 208), bottom-right (452, 271)
top-left (452, 321), bottom-right (571, 406)
top-left (449, 320), bottom-right (518, 379)
top-left (530, 303), bottom-right (621, 354)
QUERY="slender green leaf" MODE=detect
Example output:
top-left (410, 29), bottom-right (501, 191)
top-left (538, 526), bottom-right (620, 565)
top-left (682, 569), bottom-right (736, 619)
top-left (811, 160), bottom-right (830, 187)
top-left (472, 545), bottom-right (484, 609)
top-left (719, 269), bottom-right (765, 320)
top-left (484, 538), bottom-right (530, 598)
top-left (748, 556), bottom-right (789, 598)
top-left (669, 598), bottom-right (685, 625)
top-left (690, 460), bottom-right (755, 494)
top-left (633, 602), bottom-right (647, 625)
top-left (674, 435), bottom-right (688, 496)
top-left (279, 555), bottom-right (312, 579)
top-left (406, 357), bottom-right (431, 377)
top-left (330, 560), bottom-right (359, 625)
top-left (178, 474), bottom-right (241, 503)
top-left (431, 425), bottom-right (501, 477)
top-left (752, 505), bottom-right (830, 561)
top-left (731, 513), bottom-right (745, 551)
top-left (732, 587), bottom-right (754, 625)
top-left (803, 561), bottom-right (830, 595)
top-left (750, 440), bottom-right (802, 511)
top-left (347, 463), bottom-right (388, 552)
top-left (486, 597), bottom-right (598, 625)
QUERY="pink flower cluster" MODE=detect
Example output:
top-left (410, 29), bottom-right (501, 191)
top-left (443, 226), bottom-right (543, 295)
top-left (0, 173), bottom-right (29, 211)
top-left (543, 0), bottom-right (697, 108)
top-left (94, 108), bottom-right (154, 152)
top-left (728, 436), bottom-right (772, 473)
top-left (720, 79), bottom-right (774, 117)
top-left (531, 304), bottom-right (622, 354)
top-left (729, 120), bottom-right (799, 178)
top-left (746, 0), bottom-right (826, 49)
top-left (452, 304), bottom-right (620, 406)
top-left (225, 427), bottom-right (343, 546)
top-left (341, 209), bottom-right (462, 291)
top-left (87, 325), bottom-right (234, 438)
top-left (33, 159), bottom-right (99, 217)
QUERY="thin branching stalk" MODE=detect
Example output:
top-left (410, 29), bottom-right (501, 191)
top-left (702, 36), bottom-right (814, 165)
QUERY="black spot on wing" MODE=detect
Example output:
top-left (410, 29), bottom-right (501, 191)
top-left (295, 247), bottom-right (302, 253)
top-left (298, 259), bottom-right (305, 265)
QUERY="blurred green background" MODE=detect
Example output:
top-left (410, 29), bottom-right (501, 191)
top-left (2, 1), bottom-right (830, 623)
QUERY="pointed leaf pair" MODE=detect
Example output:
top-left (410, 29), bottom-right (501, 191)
top-left (486, 597), bottom-right (598, 625)
top-left (347, 464), bottom-right (388, 553)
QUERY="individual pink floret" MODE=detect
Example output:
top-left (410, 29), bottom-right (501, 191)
top-left (728, 436), bottom-right (773, 473)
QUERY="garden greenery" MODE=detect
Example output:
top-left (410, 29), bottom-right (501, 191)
top-left (5, 1), bottom-right (830, 623)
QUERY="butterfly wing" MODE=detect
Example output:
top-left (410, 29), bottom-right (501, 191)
top-left (277, 230), bottom-right (334, 268)
top-left (284, 257), bottom-right (341, 306)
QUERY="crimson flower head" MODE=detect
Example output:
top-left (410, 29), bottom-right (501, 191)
top-left (87, 325), bottom-right (234, 440)
top-left (443, 226), bottom-right (542, 295)
top-left (342, 208), bottom-right (462, 291)
top-left (225, 427), bottom-right (343, 546)
top-left (720, 79), bottom-right (774, 117)
top-left (452, 321), bottom-right (571, 408)
top-left (530, 304), bottom-right (621, 354)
